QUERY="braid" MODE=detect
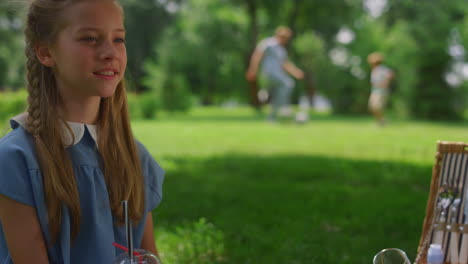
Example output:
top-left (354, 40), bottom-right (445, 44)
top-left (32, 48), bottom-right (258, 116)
top-left (25, 44), bottom-right (43, 136)
top-left (24, 17), bottom-right (83, 240)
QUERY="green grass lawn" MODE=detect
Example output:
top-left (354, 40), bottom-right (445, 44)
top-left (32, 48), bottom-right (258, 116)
top-left (131, 107), bottom-right (468, 264)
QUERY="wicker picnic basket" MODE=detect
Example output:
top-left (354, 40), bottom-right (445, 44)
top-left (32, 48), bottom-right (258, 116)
top-left (415, 141), bottom-right (468, 264)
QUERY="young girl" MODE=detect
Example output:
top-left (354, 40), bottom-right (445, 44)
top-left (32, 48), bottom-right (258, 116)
top-left (0, 0), bottom-right (164, 263)
top-left (367, 52), bottom-right (395, 126)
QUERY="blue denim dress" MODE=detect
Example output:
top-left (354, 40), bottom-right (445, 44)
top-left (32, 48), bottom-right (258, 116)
top-left (0, 115), bottom-right (164, 264)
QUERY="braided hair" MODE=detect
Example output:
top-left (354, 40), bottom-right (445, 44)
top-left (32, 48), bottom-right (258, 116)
top-left (24, 0), bottom-right (144, 243)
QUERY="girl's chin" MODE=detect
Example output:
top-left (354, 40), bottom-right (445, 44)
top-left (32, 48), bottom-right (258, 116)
top-left (97, 87), bottom-right (118, 98)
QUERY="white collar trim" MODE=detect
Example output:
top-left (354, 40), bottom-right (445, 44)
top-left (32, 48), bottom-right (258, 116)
top-left (10, 112), bottom-right (98, 147)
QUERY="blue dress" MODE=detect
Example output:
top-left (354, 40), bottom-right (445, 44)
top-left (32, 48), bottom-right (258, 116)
top-left (0, 115), bottom-right (165, 264)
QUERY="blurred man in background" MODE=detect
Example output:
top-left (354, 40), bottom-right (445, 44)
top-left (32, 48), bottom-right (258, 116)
top-left (246, 26), bottom-right (304, 122)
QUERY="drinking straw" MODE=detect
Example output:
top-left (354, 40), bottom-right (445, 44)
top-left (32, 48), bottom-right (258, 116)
top-left (112, 242), bottom-right (142, 257)
top-left (122, 200), bottom-right (134, 262)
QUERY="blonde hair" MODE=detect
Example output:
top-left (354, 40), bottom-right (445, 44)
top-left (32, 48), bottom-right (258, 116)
top-left (24, 0), bottom-right (144, 242)
top-left (275, 26), bottom-right (293, 38)
top-left (367, 52), bottom-right (384, 65)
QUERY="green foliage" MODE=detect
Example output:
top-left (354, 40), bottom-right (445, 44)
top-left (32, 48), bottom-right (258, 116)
top-left (458, 82), bottom-right (468, 117)
top-left (143, 63), bottom-right (192, 112)
top-left (459, 16), bottom-right (468, 48)
top-left (293, 32), bottom-right (327, 73)
top-left (142, 0), bottom-right (249, 105)
top-left (288, 0), bottom-right (358, 42)
top-left (408, 3), bottom-right (458, 119)
top-left (158, 218), bottom-right (225, 264)
top-left (161, 74), bottom-right (192, 112)
top-left (384, 0), bottom-right (466, 120)
top-left (0, 8), bottom-right (26, 90)
top-left (142, 63), bottom-right (165, 95)
top-left (0, 90), bottom-right (27, 121)
top-left (126, 92), bottom-right (143, 119)
top-left (0, 0), bottom-right (467, 120)
top-left (139, 92), bottom-right (159, 119)
top-left (0, 91), bottom-right (160, 122)
top-left (293, 31), bottom-right (358, 114)
top-left (380, 22), bottom-right (419, 118)
top-left (120, 0), bottom-right (175, 91)
top-left (127, 92), bottom-right (161, 119)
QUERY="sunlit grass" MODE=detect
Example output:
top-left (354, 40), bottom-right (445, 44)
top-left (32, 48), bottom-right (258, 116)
top-left (137, 107), bottom-right (467, 164)
top-left (133, 107), bottom-right (468, 264)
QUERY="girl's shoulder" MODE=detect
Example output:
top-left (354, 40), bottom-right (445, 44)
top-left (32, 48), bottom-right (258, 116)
top-left (134, 139), bottom-right (148, 155)
top-left (1, 115), bottom-right (33, 145)
top-left (0, 119), bottom-right (40, 207)
top-left (134, 139), bottom-right (158, 164)
top-left (134, 139), bottom-right (165, 211)
top-left (0, 117), bottom-right (39, 171)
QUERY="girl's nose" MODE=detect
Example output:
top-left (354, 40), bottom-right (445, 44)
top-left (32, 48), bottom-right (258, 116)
top-left (99, 40), bottom-right (117, 60)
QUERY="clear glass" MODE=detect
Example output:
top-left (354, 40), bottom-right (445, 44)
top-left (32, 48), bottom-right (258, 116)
top-left (114, 249), bottom-right (162, 264)
top-left (373, 248), bottom-right (411, 264)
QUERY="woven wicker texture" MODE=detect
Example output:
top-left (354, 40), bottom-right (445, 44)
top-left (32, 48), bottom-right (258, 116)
top-left (416, 141), bottom-right (468, 264)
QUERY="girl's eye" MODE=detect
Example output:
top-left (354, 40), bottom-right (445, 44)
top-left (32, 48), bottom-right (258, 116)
top-left (82, 36), bottom-right (98, 42)
top-left (115, 38), bottom-right (126, 44)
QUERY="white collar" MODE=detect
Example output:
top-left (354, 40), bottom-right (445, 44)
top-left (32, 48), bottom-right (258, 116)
top-left (10, 112), bottom-right (98, 147)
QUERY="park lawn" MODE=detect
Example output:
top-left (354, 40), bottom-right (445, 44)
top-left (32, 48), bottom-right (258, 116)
top-left (133, 107), bottom-right (468, 264)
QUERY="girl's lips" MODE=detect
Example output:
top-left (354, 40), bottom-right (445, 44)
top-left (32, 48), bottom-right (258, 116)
top-left (93, 68), bottom-right (119, 80)
top-left (93, 72), bottom-right (118, 80)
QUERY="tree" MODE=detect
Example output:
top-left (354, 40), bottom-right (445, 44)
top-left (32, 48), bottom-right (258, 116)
top-left (143, 0), bottom-right (249, 105)
top-left (384, 0), bottom-right (467, 119)
top-left (120, 0), bottom-right (176, 92)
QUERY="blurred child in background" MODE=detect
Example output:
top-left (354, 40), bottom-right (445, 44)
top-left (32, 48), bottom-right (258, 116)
top-left (367, 52), bottom-right (394, 126)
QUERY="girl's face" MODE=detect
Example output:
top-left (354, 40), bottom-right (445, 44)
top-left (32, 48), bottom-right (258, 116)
top-left (49, 0), bottom-right (126, 102)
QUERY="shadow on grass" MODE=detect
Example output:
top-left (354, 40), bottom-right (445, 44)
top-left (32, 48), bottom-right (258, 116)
top-left (154, 153), bottom-right (432, 264)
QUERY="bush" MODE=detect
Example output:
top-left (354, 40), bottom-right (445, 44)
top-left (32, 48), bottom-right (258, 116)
top-left (161, 74), bottom-right (192, 112)
top-left (0, 91), bottom-right (161, 123)
top-left (0, 90), bottom-right (28, 121)
top-left (158, 218), bottom-right (225, 264)
top-left (126, 92), bottom-right (142, 120)
top-left (143, 62), bottom-right (193, 112)
top-left (139, 92), bottom-right (159, 119)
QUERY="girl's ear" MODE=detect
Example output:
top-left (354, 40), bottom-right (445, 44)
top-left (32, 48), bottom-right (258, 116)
top-left (35, 44), bottom-right (55, 67)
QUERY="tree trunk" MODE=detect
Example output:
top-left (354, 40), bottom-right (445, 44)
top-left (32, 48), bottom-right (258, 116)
top-left (304, 72), bottom-right (316, 104)
top-left (245, 0), bottom-right (261, 109)
top-left (287, 0), bottom-right (300, 34)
